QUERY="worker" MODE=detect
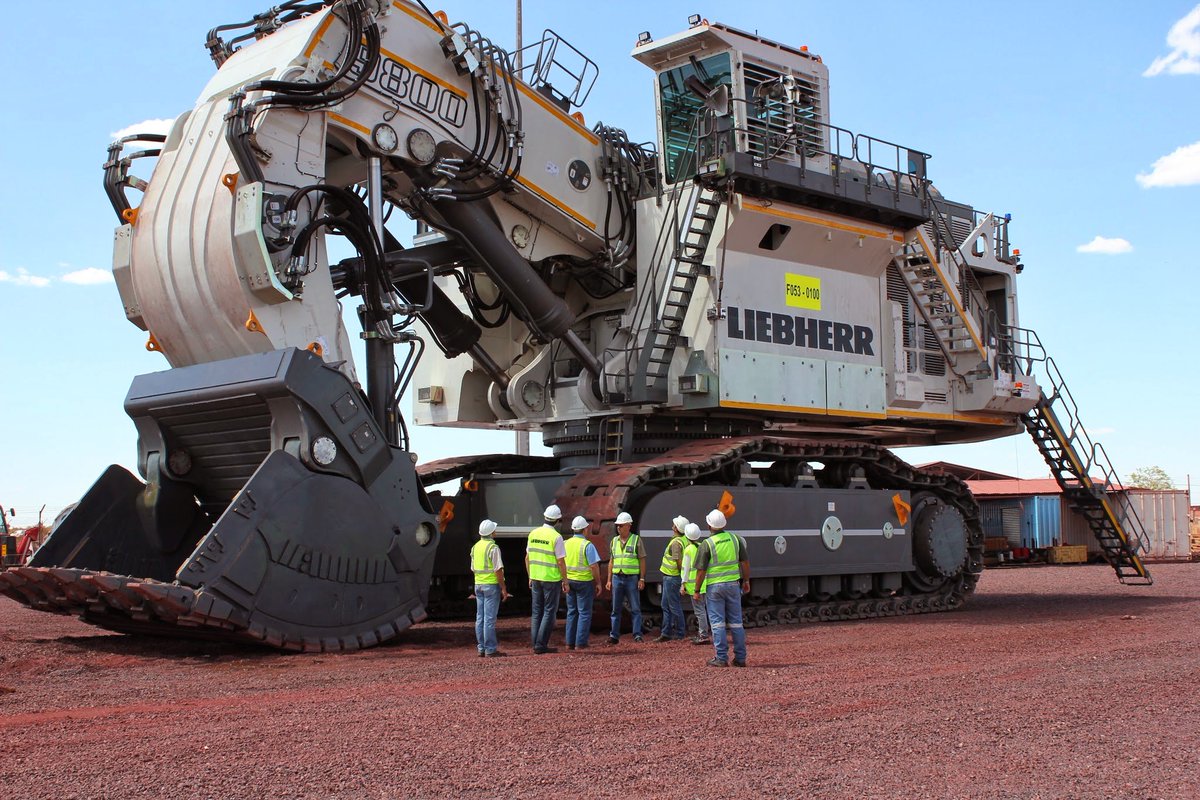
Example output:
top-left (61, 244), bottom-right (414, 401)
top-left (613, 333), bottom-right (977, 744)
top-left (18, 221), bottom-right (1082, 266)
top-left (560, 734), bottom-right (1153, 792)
top-left (606, 510), bottom-right (646, 644)
top-left (679, 522), bottom-right (710, 645)
top-left (692, 509), bottom-right (750, 668)
top-left (526, 504), bottom-right (570, 655)
top-left (654, 515), bottom-right (689, 642)
top-left (471, 519), bottom-right (509, 658)
top-left (564, 515), bottom-right (603, 650)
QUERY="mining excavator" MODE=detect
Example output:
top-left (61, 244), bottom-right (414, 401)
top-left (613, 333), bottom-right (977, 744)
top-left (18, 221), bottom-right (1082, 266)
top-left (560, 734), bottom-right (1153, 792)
top-left (0, 1), bottom-right (1153, 651)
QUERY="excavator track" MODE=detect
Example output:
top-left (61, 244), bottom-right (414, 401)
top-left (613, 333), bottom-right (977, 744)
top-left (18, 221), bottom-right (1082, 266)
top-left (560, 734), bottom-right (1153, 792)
top-left (553, 436), bottom-right (984, 628)
top-left (0, 565), bottom-right (428, 651)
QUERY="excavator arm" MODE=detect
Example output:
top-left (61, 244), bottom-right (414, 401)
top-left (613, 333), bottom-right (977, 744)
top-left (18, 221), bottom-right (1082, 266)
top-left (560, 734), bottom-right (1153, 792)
top-left (2, 0), bottom-right (645, 650)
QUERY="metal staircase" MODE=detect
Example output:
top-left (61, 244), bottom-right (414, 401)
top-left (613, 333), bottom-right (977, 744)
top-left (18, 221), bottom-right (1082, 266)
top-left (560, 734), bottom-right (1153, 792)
top-left (891, 226), bottom-right (988, 375)
top-left (631, 182), bottom-right (722, 401)
top-left (1002, 327), bottom-right (1152, 584)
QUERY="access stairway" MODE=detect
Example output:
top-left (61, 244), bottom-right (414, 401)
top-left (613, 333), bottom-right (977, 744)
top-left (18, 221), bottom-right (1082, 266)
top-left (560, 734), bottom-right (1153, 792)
top-left (630, 181), bottom-right (722, 402)
top-left (1003, 327), bottom-right (1152, 583)
top-left (891, 212), bottom-right (989, 376)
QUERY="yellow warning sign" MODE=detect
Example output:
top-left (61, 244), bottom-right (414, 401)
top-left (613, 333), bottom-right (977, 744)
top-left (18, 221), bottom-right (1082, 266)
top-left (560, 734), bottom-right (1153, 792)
top-left (785, 273), bottom-right (821, 310)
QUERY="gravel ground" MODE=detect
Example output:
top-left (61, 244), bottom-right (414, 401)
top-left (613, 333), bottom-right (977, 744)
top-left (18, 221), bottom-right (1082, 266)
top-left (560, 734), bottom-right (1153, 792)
top-left (1, 563), bottom-right (1197, 799)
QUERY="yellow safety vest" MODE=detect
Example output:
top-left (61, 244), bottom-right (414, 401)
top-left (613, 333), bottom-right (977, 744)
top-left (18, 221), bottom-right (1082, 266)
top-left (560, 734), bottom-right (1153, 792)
top-left (471, 539), bottom-right (500, 585)
top-left (564, 535), bottom-right (593, 582)
top-left (610, 534), bottom-right (641, 575)
top-left (704, 531), bottom-right (742, 585)
top-left (660, 535), bottom-right (685, 577)
top-left (682, 540), bottom-right (707, 593)
top-left (527, 525), bottom-right (564, 582)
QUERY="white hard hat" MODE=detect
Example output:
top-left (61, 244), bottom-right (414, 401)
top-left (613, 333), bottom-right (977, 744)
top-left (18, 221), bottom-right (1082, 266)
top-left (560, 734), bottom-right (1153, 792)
top-left (615, 511), bottom-right (633, 526)
top-left (672, 515), bottom-right (690, 532)
top-left (571, 515), bottom-right (589, 532)
top-left (478, 519), bottom-right (498, 537)
top-left (684, 523), bottom-right (702, 541)
top-left (705, 509), bottom-right (727, 530)
top-left (543, 504), bottom-right (562, 521)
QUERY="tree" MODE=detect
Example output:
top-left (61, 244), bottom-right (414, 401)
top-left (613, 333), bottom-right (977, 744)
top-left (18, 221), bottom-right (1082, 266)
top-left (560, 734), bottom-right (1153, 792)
top-left (1126, 466), bottom-right (1173, 490)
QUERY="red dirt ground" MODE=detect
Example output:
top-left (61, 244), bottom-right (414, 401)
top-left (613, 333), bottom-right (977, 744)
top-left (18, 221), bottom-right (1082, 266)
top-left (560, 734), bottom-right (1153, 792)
top-left (1, 563), bottom-right (1198, 799)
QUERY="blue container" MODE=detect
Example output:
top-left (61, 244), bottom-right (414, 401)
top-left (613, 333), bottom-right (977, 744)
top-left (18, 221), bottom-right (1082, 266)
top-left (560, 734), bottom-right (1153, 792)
top-left (977, 495), bottom-right (1061, 548)
top-left (1023, 495), bottom-right (1061, 548)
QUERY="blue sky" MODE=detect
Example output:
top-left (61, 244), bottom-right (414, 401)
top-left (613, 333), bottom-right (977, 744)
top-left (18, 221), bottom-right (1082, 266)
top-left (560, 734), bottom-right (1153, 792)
top-left (1, 1), bottom-right (1198, 526)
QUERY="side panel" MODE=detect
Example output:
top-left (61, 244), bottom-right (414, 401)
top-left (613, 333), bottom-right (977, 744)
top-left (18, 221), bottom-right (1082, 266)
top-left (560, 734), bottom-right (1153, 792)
top-left (638, 485), bottom-right (912, 579)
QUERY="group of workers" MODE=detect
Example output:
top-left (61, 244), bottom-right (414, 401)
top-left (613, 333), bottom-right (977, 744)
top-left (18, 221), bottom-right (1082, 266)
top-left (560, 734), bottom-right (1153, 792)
top-left (470, 504), bottom-right (750, 668)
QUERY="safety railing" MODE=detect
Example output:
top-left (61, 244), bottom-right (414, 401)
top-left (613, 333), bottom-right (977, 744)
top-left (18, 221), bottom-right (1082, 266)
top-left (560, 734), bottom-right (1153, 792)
top-left (600, 114), bottom-right (702, 401)
top-left (716, 96), bottom-right (931, 207)
top-left (514, 29), bottom-right (598, 108)
top-left (999, 325), bottom-right (1151, 556)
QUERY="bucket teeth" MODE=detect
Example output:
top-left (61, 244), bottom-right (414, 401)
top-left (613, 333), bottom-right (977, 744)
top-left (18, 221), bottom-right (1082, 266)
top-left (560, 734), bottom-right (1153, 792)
top-left (80, 573), bottom-right (142, 613)
top-left (127, 582), bottom-right (197, 620)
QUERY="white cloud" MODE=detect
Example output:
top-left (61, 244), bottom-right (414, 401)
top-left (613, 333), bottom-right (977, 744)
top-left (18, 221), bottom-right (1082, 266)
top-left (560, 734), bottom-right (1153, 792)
top-left (1076, 236), bottom-right (1133, 255)
top-left (1136, 140), bottom-right (1200, 187)
top-left (61, 267), bottom-right (113, 285)
top-left (1144, 5), bottom-right (1200, 76)
top-left (109, 117), bottom-right (175, 142)
top-left (0, 265), bottom-right (114, 288)
top-left (0, 268), bottom-right (51, 287)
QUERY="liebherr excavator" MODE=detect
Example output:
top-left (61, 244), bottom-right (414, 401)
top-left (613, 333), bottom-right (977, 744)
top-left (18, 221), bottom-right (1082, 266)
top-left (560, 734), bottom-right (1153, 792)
top-left (0, 1), bottom-right (1153, 651)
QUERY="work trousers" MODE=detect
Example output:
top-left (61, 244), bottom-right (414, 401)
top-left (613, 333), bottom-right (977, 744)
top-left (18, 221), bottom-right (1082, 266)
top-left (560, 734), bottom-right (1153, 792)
top-left (660, 575), bottom-right (685, 638)
top-left (689, 591), bottom-right (710, 639)
top-left (474, 584), bottom-right (500, 655)
top-left (609, 573), bottom-right (643, 640)
top-left (565, 579), bottom-right (595, 648)
top-left (530, 579), bottom-right (562, 651)
top-left (706, 580), bottom-right (747, 663)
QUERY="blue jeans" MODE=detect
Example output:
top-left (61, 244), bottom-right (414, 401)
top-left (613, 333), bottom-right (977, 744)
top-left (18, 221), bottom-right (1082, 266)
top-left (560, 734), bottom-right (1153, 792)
top-left (474, 584), bottom-right (500, 655)
top-left (706, 581), bottom-right (747, 663)
top-left (691, 592), bottom-right (710, 638)
top-left (565, 580), bottom-right (595, 648)
top-left (609, 573), bottom-right (643, 640)
top-left (530, 580), bottom-right (562, 651)
top-left (660, 575), bottom-right (685, 638)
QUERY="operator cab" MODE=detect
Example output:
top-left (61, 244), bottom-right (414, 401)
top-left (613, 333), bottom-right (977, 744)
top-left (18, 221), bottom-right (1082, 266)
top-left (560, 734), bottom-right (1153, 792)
top-left (633, 20), bottom-right (929, 229)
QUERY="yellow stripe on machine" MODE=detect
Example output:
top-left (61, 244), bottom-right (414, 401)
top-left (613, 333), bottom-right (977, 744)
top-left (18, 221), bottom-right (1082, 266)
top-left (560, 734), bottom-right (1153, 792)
top-left (303, 12), bottom-right (337, 58)
top-left (514, 83), bottom-right (601, 146)
top-left (741, 199), bottom-right (905, 242)
top-left (329, 113), bottom-right (371, 135)
top-left (379, 46), bottom-right (467, 100)
top-left (886, 407), bottom-right (1011, 426)
top-left (393, 1), bottom-right (444, 33)
top-left (718, 399), bottom-right (887, 419)
top-left (516, 176), bottom-right (595, 230)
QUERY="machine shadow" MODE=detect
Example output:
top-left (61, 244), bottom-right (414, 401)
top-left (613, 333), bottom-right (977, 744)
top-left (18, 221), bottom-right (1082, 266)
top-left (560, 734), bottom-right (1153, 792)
top-left (952, 590), bottom-right (1194, 620)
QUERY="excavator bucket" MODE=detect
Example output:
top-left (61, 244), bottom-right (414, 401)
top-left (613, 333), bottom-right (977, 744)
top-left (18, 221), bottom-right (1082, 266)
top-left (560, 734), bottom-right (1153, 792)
top-left (0, 349), bottom-right (439, 651)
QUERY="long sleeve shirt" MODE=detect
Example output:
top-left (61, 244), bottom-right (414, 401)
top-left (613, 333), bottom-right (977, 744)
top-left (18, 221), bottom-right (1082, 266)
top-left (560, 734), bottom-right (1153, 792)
top-left (680, 547), bottom-right (696, 587)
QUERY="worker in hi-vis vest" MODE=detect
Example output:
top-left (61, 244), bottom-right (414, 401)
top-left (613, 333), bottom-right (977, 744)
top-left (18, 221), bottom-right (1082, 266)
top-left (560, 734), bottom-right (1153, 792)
top-left (471, 519), bottom-right (508, 658)
top-left (526, 504), bottom-right (569, 655)
top-left (679, 522), bottom-right (710, 645)
top-left (564, 515), bottom-right (603, 650)
top-left (606, 510), bottom-right (646, 645)
top-left (655, 515), bottom-right (689, 642)
top-left (692, 509), bottom-right (750, 668)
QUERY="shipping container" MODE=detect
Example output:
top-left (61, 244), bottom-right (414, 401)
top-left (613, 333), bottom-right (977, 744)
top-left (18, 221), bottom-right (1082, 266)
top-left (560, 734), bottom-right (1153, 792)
top-left (1117, 490), bottom-right (1190, 561)
top-left (1024, 495), bottom-right (1061, 548)
top-left (1060, 504), bottom-right (1098, 553)
top-left (977, 496), bottom-right (1060, 549)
